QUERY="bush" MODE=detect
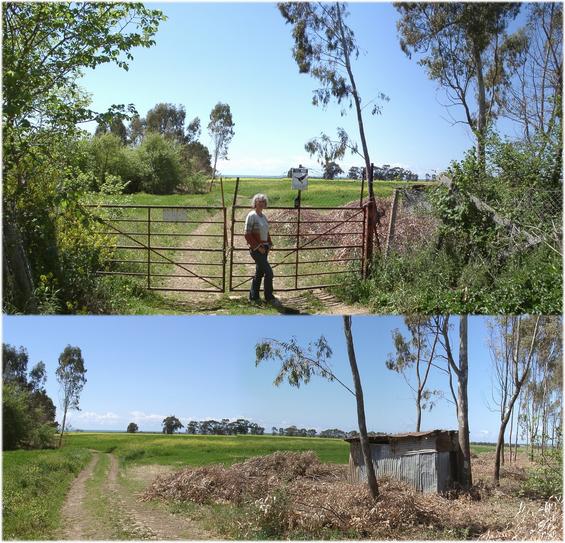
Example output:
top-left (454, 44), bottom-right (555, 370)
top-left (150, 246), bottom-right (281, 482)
top-left (3, 383), bottom-right (33, 450)
top-left (139, 132), bottom-right (183, 194)
top-left (2, 384), bottom-right (57, 450)
top-left (520, 448), bottom-right (563, 499)
top-left (334, 242), bottom-right (562, 314)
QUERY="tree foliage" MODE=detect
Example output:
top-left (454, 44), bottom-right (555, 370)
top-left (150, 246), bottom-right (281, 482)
top-left (208, 102), bottom-right (235, 180)
top-left (2, 343), bottom-right (57, 450)
top-left (279, 2), bottom-right (388, 197)
top-left (256, 317), bottom-right (379, 500)
top-left (386, 317), bottom-right (441, 431)
top-left (396, 2), bottom-right (522, 168)
top-left (162, 415), bottom-right (184, 434)
top-left (127, 422), bottom-right (139, 433)
top-left (2, 2), bottom-right (164, 313)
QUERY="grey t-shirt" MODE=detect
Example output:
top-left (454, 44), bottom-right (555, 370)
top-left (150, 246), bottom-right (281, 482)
top-left (244, 210), bottom-right (269, 242)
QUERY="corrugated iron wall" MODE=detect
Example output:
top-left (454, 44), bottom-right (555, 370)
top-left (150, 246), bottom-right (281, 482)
top-left (348, 441), bottom-right (450, 493)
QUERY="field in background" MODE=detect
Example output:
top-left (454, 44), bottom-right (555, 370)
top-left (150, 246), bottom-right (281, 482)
top-left (63, 432), bottom-right (350, 466)
top-left (64, 432), bottom-right (495, 465)
top-left (91, 177), bottom-right (423, 209)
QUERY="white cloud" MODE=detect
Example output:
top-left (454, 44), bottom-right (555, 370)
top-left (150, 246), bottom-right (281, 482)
top-left (128, 410), bottom-right (166, 423)
top-left (69, 411), bottom-right (120, 425)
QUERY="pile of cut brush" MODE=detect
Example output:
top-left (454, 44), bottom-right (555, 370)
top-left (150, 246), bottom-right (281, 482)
top-left (269, 197), bottom-right (438, 259)
top-left (142, 451), bottom-right (441, 538)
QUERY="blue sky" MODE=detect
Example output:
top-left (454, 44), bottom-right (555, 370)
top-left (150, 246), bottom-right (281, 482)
top-left (4, 315), bottom-right (503, 442)
top-left (80, 1), bottom-right (525, 178)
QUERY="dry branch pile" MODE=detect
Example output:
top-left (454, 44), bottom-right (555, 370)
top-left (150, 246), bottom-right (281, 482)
top-left (269, 197), bottom-right (438, 258)
top-left (142, 451), bottom-right (563, 539)
top-left (143, 451), bottom-right (441, 537)
top-left (479, 497), bottom-right (563, 541)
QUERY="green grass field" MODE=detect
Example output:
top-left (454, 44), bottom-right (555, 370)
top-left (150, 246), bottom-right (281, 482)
top-left (2, 434), bottom-right (501, 540)
top-left (2, 447), bottom-right (92, 540)
top-left (89, 177), bottom-right (420, 209)
top-left (63, 432), bottom-right (350, 466)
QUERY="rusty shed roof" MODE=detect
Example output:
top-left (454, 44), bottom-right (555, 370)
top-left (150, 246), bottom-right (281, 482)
top-left (344, 429), bottom-right (457, 444)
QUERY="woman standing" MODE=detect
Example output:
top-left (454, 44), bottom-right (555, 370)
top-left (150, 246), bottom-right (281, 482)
top-left (244, 193), bottom-right (279, 304)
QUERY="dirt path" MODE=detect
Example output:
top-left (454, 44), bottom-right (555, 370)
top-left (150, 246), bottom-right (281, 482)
top-left (58, 453), bottom-right (213, 540)
top-left (58, 453), bottom-right (102, 540)
top-left (156, 209), bottom-right (368, 314)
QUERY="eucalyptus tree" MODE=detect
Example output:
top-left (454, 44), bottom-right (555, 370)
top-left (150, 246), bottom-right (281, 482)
top-left (434, 315), bottom-right (472, 488)
top-left (56, 345), bottom-right (87, 448)
top-left (386, 316), bottom-right (441, 432)
top-left (208, 102), bottom-right (235, 182)
top-left (487, 316), bottom-right (542, 484)
top-left (162, 416), bottom-right (184, 434)
top-left (502, 3), bottom-right (562, 145)
top-left (256, 316), bottom-right (379, 500)
top-left (395, 2), bottom-right (522, 171)
top-left (279, 2), bottom-right (387, 200)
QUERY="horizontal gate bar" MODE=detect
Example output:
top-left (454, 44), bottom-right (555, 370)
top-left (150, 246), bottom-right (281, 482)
top-left (268, 231), bottom-right (363, 237)
top-left (231, 269), bottom-right (351, 279)
top-left (98, 218), bottom-right (225, 225)
top-left (231, 245), bottom-right (363, 252)
top-left (231, 284), bottom-right (339, 292)
top-left (233, 205), bottom-right (363, 211)
top-left (91, 204), bottom-right (226, 210)
top-left (148, 287), bottom-right (222, 293)
top-left (108, 245), bottom-right (224, 252)
top-left (148, 273), bottom-right (224, 279)
top-left (233, 219), bottom-right (364, 225)
top-left (234, 257), bottom-right (363, 266)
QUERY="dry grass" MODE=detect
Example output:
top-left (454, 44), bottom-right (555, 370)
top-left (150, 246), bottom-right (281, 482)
top-left (142, 450), bottom-right (563, 540)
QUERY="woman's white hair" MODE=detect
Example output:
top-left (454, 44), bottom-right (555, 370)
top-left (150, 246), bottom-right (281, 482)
top-left (251, 193), bottom-right (268, 207)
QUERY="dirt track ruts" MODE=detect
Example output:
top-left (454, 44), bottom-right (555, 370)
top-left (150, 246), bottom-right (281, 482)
top-left (58, 453), bottom-right (213, 540)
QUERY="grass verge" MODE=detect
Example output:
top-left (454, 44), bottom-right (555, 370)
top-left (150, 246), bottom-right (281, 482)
top-left (2, 447), bottom-right (91, 540)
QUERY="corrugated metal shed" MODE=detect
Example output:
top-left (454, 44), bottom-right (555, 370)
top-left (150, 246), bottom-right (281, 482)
top-left (346, 430), bottom-right (462, 493)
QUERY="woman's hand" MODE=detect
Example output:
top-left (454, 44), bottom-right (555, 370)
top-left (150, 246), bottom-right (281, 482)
top-left (257, 245), bottom-right (266, 254)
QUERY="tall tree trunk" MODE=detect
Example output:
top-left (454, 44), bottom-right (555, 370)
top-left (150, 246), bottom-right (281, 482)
top-left (457, 315), bottom-right (472, 487)
top-left (58, 402), bottom-right (68, 449)
top-left (415, 395), bottom-right (422, 432)
top-left (3, 218), bottom-right (36, 312)
top-left (343, 316), bottom-right (379, 500)
top-left (494, 316), bottom-right (541, 483)
top-left (335, 2), bottom-right (372, 198)
top-left (494, 386), bottom-right (521, 483)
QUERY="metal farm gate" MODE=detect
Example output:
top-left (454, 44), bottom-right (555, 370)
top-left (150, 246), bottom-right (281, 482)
top-left (89, 204), bottom-right (227, 292)
top-left (230, 203), bottom-right (367, 292)
top-left (88, 177), bottom-right (381, 295)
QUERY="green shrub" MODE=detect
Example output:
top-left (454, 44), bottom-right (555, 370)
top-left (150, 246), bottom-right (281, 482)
top-left (139, 133), bottom-right (183, 194)
top-left (520, 448), bottom-right (563, 499)
top-left (335, 242), bottom-right (562, 314)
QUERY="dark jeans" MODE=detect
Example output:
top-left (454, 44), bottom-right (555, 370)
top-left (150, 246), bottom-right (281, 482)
top-left (249, 248), bottom-right (274, 301)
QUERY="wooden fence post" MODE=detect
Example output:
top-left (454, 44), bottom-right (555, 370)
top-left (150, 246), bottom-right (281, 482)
top-left (384, 188), bottom-right (399, 258)
top-left (364, 163), bottom-right (376, 277)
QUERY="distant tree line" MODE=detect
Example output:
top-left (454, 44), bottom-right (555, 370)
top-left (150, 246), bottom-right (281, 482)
top-left (149, 417), bottom-right (267, 435)
top-left (347, 165), bottom-right (420, 181)
top-left (271, 426), bottom-right (360, 438)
